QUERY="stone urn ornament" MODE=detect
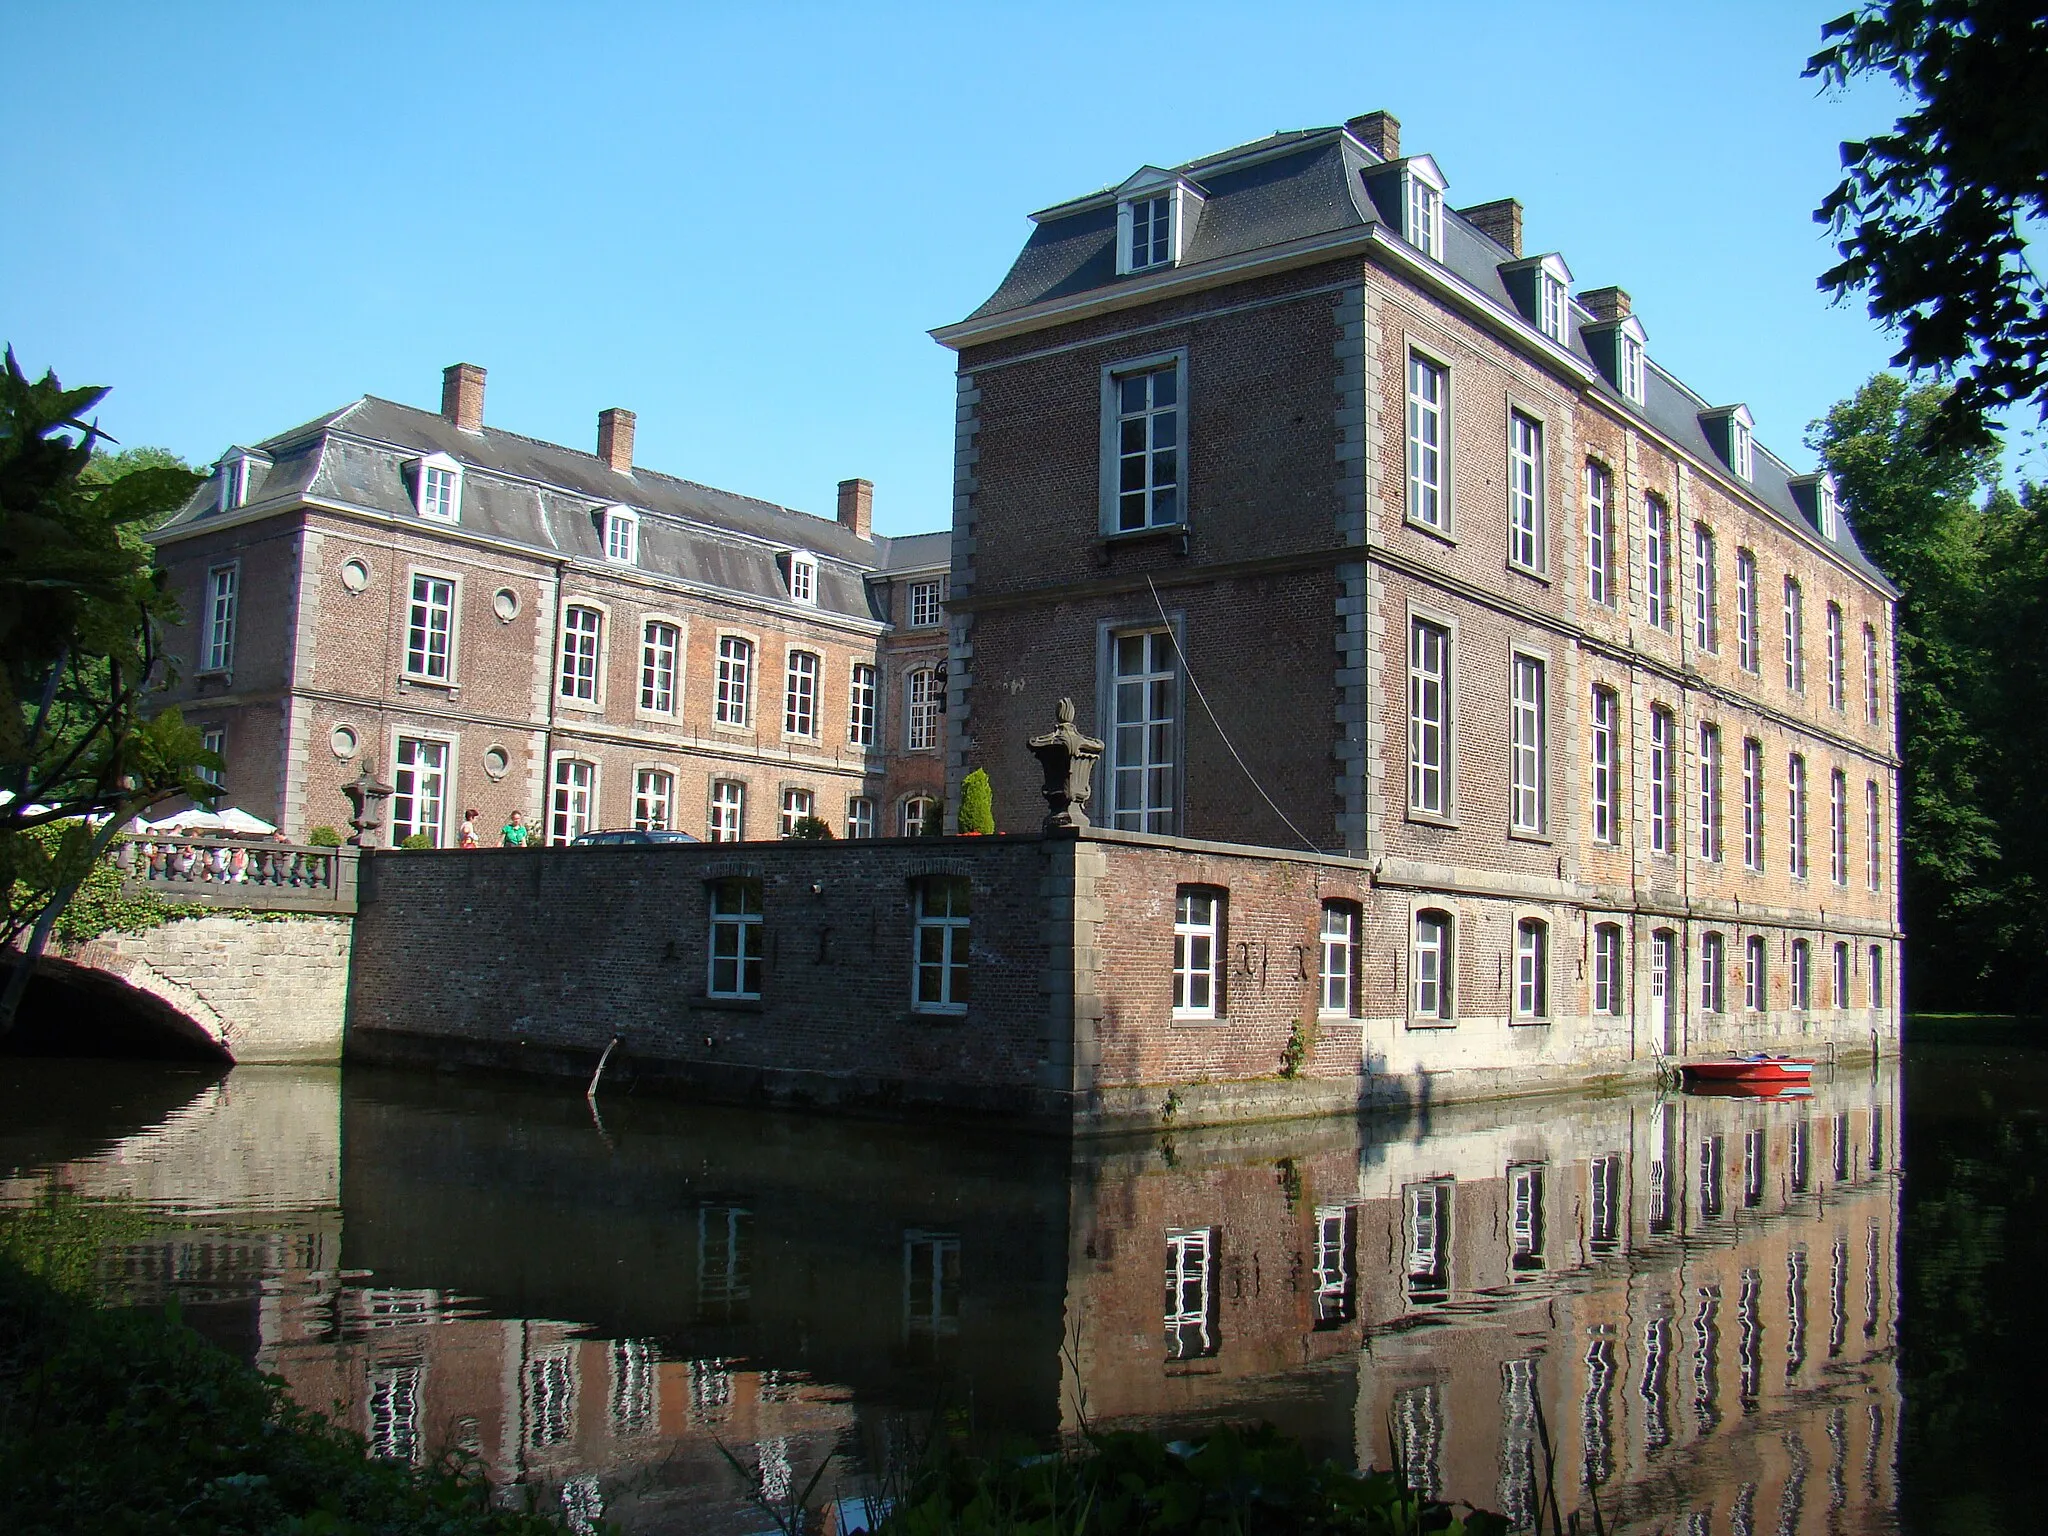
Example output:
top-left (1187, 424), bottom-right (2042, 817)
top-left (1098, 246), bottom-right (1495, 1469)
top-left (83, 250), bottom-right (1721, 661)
top-left (341, 759), bottom-right (396, 847)
top-left (1028, 699), bottom-right (1104, 832)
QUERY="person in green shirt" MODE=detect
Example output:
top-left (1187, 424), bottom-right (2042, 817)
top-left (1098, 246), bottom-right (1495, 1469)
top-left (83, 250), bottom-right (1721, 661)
top-left (501, 810), bottom-right (531, 847)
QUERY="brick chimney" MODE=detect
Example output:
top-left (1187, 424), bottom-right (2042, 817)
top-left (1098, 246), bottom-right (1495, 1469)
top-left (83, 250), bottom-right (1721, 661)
top-left (441, 363), bottom-right (485, 431)
top-left (1581, 287), bottom-right (1633, 322)
top-left (597, 408), bottom-right (635, 474)
top-left (1459, 198), bottom-right (1523, 258)
top-left (1345, 110), bottom-right (1400, 161)
top-left (837, 477), bottom-right (873, 540)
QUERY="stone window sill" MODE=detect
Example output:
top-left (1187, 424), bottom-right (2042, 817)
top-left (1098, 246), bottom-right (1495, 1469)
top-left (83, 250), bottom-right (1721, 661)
top-left (1096, 522), bottom-right (1187, 550)
top-left (1509, 1017), bottom-right (1552, 1028)
top-left (1402, 515), bottom-right (1456, 546)
top-left (1508, 829), bottom-right (1553, 847)
top-left (1406, 811), bottom-right (1460, 831)
top-left (1406, 1018), bottom-right (1457, 1031)
top-left (688, 995), bottom-right (763, 1013)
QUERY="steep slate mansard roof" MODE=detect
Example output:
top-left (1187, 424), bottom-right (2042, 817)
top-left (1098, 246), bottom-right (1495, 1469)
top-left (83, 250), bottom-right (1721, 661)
top-left (155, 397), bottom-right (946, 625)
top-left (936, 122), bottom-right (1894, 594)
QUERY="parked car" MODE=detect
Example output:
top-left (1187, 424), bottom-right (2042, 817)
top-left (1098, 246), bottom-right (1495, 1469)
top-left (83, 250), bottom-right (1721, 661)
top-left (570, 828), bottom-right (703, 846)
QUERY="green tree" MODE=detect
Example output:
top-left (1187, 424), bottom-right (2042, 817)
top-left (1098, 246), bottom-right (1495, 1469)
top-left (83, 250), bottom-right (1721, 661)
top-left (1, 351), bottom-right (212, 1034)
top-left (1806, 1), bottom-right (2048, 451)
top-left (956, 768), bottom-right (994, 834)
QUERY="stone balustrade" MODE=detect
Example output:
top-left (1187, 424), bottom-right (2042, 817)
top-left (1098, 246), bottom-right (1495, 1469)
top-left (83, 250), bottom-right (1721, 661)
top-left (114, 836), bottom-right (359, 915)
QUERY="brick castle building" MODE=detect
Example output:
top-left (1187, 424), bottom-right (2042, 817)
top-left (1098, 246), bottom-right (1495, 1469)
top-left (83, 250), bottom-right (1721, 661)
top-left (148, 364), bottom-right (948, 845)
top-left (933, 108), bottom-right (1901, 1052)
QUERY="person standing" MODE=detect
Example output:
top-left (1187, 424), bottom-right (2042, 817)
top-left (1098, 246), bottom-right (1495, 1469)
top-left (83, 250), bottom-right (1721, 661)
top-left (501, 809), bottom-right (530, 848)
top-left (459, 808), bottom-right (482, 849)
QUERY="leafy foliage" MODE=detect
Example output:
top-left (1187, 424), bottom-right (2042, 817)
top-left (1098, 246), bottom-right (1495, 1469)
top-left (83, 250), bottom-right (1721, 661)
top-left (957, 770), bottom-right (995, 835)
top-left (1807, 2), bottom-right (2048, 450)
top-left (399, 832), bottom-right (435, 850)
top-left (788, 814), bottom-right (836, 840)
top-left (307, 825), bottom-right (344, 847)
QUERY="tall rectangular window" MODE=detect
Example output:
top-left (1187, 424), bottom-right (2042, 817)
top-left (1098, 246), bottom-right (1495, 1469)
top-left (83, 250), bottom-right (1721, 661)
top-left (634, 768), bottom-right (674, 831)
top-left (640, 621), bottom-right (679, 714)
top-left (1406, 1181), bottom-right (1451, 1302)
top-left (1830, 768), bottom-right (1849, 885)
top-left (707, 878), bottom-right (763, 999)
top-left (1784, 578), bottom-right (1805, 692)
top-left (1128, 194), bottom-right (1172, 269)
top-left (560, 606), bottom-right (602, 703)
top-left (848, 663), bottom-right (877, 746)
top-left (1590, 687), bottom-right (1618, 844)
top-left (1866, 780), bottom-right (1882, 890)
top-left (1864, 624), bottom-right (1881, 725)
top-left (197, 726), bottom-right (225, 794)
top-left (1833, 943), bottom-right (1851, 1008)
top-left (1510, 1165), bottom-right (1545, 1273)
top-left (1409, 619), bottom-right (1450, 816)
top-left (1742, 738), bottom-right (1765, 871)
top-left (846, 796), bottom-right (875, 839)
top-left (1649, 707), bottom-right (1673, 855)
top-left (1508, 413), bottom-right (1544, 571)
top-left (708, 780), bottom-right (745, 842)
top-left (1645, 496), bottom-right (1671, 630)
top-left (786, 553), bottom-right (816, 604)
top-left (1413, 909), bottom-right (1452, 1021)
top-left (783, 651), bottom-right (818, 737)
top-left (203, 564), bottom-right (238, 672)
top-left (913, 876), bottom-right (971, 1014)
top-left (1406, 175), bottom-right (1443, 257)
top-left (1701, 932), bottom-right (1726, 1013)
top-left (908, 580), bottom-right (944, 628)
top-left (405, 574), bottom-right (454, 681)
top-left (715, 636), bottom-right (751, 725)
top-left (604, 510), bottom-right (638, 564)
top-left (1111, 629), bottom-right (1177, 832)
top-left (1698, 722), bottom-right (1723, 862)
top-left (907, 666), bottom-right (941, 752)
top-left (1745, 935), bottom-right (1767, 1010)
top-left (1514, 919), bottom-right (1548, 1019)
top-left (1586, 462), bottom-right (1615, 606)
top-left (1173, 888), bottom-right (1221, 1019)
top-left (421, 463), bottom-right (458, 522)
top-left (1593, 924), bottom-right (1624, 1014)
top-left (1792, 941), bottom-right (1811, 1009)
top-left (1870, 945), bottom-right (1885, 1009)
top-left (550, 758), bottom-right (595, 844)
top-left (1164, 1227), bottom-right (1219, 1360)
top-left (1693, 524), bottom-right (1718, 652)
top-left (1312, 1205), bottom-right (1356, 1328)
top-left (392, 736), bottom-right (448, 847)
top-left (1114, 365), bottom-right (1181, 531)
top-left (1406, 354), bottom-right (1448, 530)
top-left (1788, 754), bottom-right (1809, 878)
top-left (1510, 655), bottom-right (1546, 834)
top-left (1826, 604), bottom-right (1845, 709)
top-left (1319, 903), bottom-right (1357, 1019)
top-left (1735, 549), bottom-right (1759, 671)
top-left (780, 786), bottom-right (814, 836)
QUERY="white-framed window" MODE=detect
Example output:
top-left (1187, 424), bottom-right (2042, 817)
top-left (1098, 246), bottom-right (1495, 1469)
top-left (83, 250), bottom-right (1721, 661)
top-left (1693, 524), bottom-right (1718, 652)
top-left (1831, 768), bottom-right (1849, 885)
top-left (1788, 753), bottom-right (1809, 878)
top-left (216, 454), bottom-right (251, 513)
top-left (709, 779), bottom-right (745, 842)
top-left (1509, 653), bottom-right (1546, 834)
top-left (780, 787), bottom-right (814, 836)
top-left (634, 767), bottom-right (674, 831)
top-left (1405, 1181), bottom-right (1451, 1301)
top-left (900, 794), bottom-right (938, 837)
top-left (1123, 191), bottom-right (1177, 273)
top-left (1736, 549), bottom-right (1759, 671)
top-left (405, 574), bottom-right (455, 681)
top-left (846, 796), bottom-right (875, 840)
top-left (1508, 412), bottom-right (1545, 572)
top-left (1864, 624), bottom-right (1882, 725)
top-left (1593, 923), bottom-right (1624, 1014)
top-left (707, 878), bottom-right (763, 999)
top-left (1867, 779), bottom-right (1882, 890)
top-left (1406, 353), bottom-right (1449, 531)
top-left (415, 453), bottom-right (462, 522)
top-left (1619, 329), bottom-right (1646, 406)
top-left (786, 552), bottom-right (817, 605)
top-left (1783, 577), bottom-right (1805, 692)
top-left (1701, 931), bottom-right (1726, 1013)
top-left (1645, 495), bottom-right (1671, 630)
top-left (908, 580), bottom-right (944, 629)
top-left (1312, 1205), bottom-right (1355, 1328)
top-left (848, 662), bottom-right (877, 746)
top-left (715, 636), bottom-right (752, 725)
top-left (1730, 415), bottom-right (1754, 481)
top-left (1111, 361), bottom-right (1182, 532)
top-left (1509, 1164), bottom-right (1545, 1273)
top-left (1408, 618), bottom-right (1450, 817)
top-left (1870, 944), bottom-right (1885, 1009)
top-left (1514, 918), bottom-right (1548, 1019)
top-left (1164, 1226), bottom-right (1218, 1359)
top-left (1742, 737), bottom-right (1765, 872)
top-left (1818, 475), bottom-right (1840, 538)
top-left (912, 875), bottom-right (971, 1014)
top-left (1412, 909), bottom-right (1452, 1021)
top-left (1833, 941), bottom-right (1851, 1009)
top-left (1745, 935), bottom-right (1768, 1010)
top-left (1590, 686), bottom-right (1618, 844)
top-left (559, 605), bottom-right (602, 704)
top-left (1698, 721), bottom-right (1723, 862)
top-left (392, 735), bottom-right (448, 846)
top-left (784, 650), bottom-right (818, 737)
top-left (1791, 939), bottom-right (1811, 1010)
top-left (1538, 269), bottom-right (1569, 345)
top-left (907, 666), bottom-right (941, 752)
top-left (550, 757), bottom-right (596, 843)
top-left (1319, 902), bottom-right (1358, 1019)
top-left (1173, 888), bottom-right (1222, 1019)
top-left (1405, 169), bottom-right (1443, 259)
top-left (1826, 603), bottom-right (1845, 709)
top-left (1109, 628), bottom-right (1177, 832)
top-left (1586, 462), bottom-right (1615, 606)
top-left (641, 621), bottom-right (679, 714)
top-left (1648, 706), bottom-right (1674, 855)
top-left (197, 726), bottom-right (226, 796)
top-left (603, 507), bottom-right (638, 564)
top-left (202, 563), bottom-right (238, 672)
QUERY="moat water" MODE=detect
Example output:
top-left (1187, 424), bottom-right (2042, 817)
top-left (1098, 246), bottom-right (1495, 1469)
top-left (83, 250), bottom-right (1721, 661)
top-left (2, 1023), bottom-right (2041, 1535)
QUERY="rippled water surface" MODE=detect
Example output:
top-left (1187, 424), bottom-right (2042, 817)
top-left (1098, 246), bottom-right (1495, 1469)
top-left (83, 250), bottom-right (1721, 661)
top-left (4, 1027), bottom-right (2035, 1534)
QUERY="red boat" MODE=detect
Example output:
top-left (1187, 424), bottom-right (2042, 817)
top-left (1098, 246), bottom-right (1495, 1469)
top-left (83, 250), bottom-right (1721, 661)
top-left (1679, 1053), bottom-right (1817, 1090)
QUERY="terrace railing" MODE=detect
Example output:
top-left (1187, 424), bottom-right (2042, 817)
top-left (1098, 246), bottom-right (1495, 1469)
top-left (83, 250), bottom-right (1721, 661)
top-left (113, 836), bottom-right (360, 915)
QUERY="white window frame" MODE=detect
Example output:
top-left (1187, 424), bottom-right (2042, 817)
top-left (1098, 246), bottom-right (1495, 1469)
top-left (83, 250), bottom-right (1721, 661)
top-left (1618, 327), bottom-right (1647, 406)
top-left (415, 452), bottom-right (463, 523)
top-left (783, 649), bottom-right (819, 738)
top-left (780, 786), bottom-right (814, 836)
top-left (197, 726), bottom-right (226, 795)
top-left (1513, 918), bottom-right (1548, 1020)
top-left (602, 506), bottom-right (638, 565)
top-left (1586, 462), bottom-right (1614, 607)
top-left (907, 579), bottom-right (945, 629)
top-left (1406, 1180), bottom-right (1451, 1297)
top-left (714, 634), bottom-right (754, 727)
top-left (1826, 603), bottom-right (1845, 710)
top-left (1645, 494), bottom-right (1671, 630)
top-left (846, 796), bottom-right (875, 840)
top-left (1831, 767), bottom-right (1849, 886)
top-left (1648, 706), bottom-right (1675, 856)
top-left (1507, 410), bottom-right (1545, 574)
top-left (1404, 167), bottom-right (1444, 260)
top-left (549, 755), bottom-right (597, 844)
top-left (1870, 944), bottom-right (1885, 1009)
top-left (639, 619), bottom-right (680, 716)
top-left (1784, 577), bottom-right (1805, 692)
top-left (1834, 941), bottom-right (1851, 1009)
top-left (1789, 753), bottom-right (1809, 879)
top-left (1593, 923), bottom-right (1624, 1014)
top-left (1735, 548), bottom-right (1759, 671)
top-left (787, 552), bottom-right (817, 605)
top-left (1411, 908), bottom-right (1453, 1024)
top-left (392, 733), bottom-right (452, 847)
top-left (1538, 269), bottom-right (1569, 345)
top-left (900, 793), bottom-right (938, 837)
top-left (1730, 416), bottom-right (1754, 481)
top-left (404, 570), bottom-right (458, 683)
top-left (1745, 935), bottom-right (1768, 1011)
top-left (848, 661), bottom-right (877, 746)
top-left (559, 603), bottom-right (605, 706)
top-left (1406, 350), bottom-right (1450, 533)
top-left (1701, 932), bottom-right (1726, 1014)
top-left (707, 878), bottom-right (763, 1000)
top-left (1818, 475), bottom-right (1840, 538)
top-left (1693, 523), bottom-right (1718, 652)
top-left (1697, 721), bottom-right (1723, 863)
top-left (1319, 902), bottom-right (1358, 1020)
top-left (1106, 625), bottom-right (1179, 833)
top-left (202, 561), bottom-right (238, 673)
top-left (1164, 1226), bottom-right (1217, 1359)
top-left (1172, 887), bottom-right (1222, 1020)
top-left (1864, 624), bottom-right (1882, 725)
top-left (906, 665), bottom-right (941, 753)
top-left (1742, 737), bottom-right (1765, 872)
top-left (708, 779), bottom-right (746, 842)
top-left (911, 875), bottom-right (971, 1015)
top-left (216, 454), bottom-right (251, 514)
top-left (1102, 351), bottom-right (1187, 535)
top-left (1509, 652), bottom-right (1546, 835)
top-left (1792, 939), bottom-right (1812, 1010)
top-left (1118, 187), bottom-right (1182, 275)
top-left (634, 766), bottom-right (675, 831)
top-left (1408, 616), bottom-right (1452, 819)
top-left (1867, 779), bottom-right (1882, 891)
top-left (1509, 1164), bottom-right (1545, 1272)
top-left (1590, 686), bottom-right (1618, 844)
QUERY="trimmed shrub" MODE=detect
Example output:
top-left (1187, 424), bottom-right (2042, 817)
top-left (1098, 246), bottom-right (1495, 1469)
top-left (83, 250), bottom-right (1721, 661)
top-left (957, 769), bottom-right (995, 835)
top-left (788, 815), bottom-right (835, 840)
top-left (307, 825), bottom-right (344, 847)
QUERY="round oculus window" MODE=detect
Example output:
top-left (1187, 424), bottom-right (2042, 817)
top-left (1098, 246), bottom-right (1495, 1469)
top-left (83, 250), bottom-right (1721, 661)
top-left (340, 558), bottom-right (370, 593)
top-left (482, 745), bottom-right (510, 780)
top-left (493, 588), bottom-right (520, 622)
top-left (330, 724), bottom-right (359, 760)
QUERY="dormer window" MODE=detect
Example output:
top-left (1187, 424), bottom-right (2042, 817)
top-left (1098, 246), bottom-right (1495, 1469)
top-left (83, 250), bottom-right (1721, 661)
top-left (1539, 271), bottom-right (1568, 344)
top-left (1129, 193), bottom-right (1173, 270)
top-left (216, 455), bottom-right (251, 513)
top-left (787, 552), bottom-right (817, 604)
top-left (1731, 417), bottom-right (1754, 481)
top-left (1113, 171), bottom-right (1201, 276)
top-left (414, 452), bottom-right (463, 523)
top-left (602, 506), bottom-right (638, 564)
top-left (1619, 329), bottom-right (1646, 406)
top-left (1404, 167), bottom-right (1444, 260)
top-left (1818, 476), bottom-right (1839, 539)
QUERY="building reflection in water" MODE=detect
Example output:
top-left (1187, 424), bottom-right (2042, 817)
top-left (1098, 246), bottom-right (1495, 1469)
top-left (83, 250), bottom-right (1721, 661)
top-left (0, 1060), bottom-right (1900, 1535)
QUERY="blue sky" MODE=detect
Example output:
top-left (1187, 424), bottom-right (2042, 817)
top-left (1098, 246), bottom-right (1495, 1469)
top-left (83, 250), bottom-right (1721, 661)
top-left (4, 2), bottom-right (1918, 536)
